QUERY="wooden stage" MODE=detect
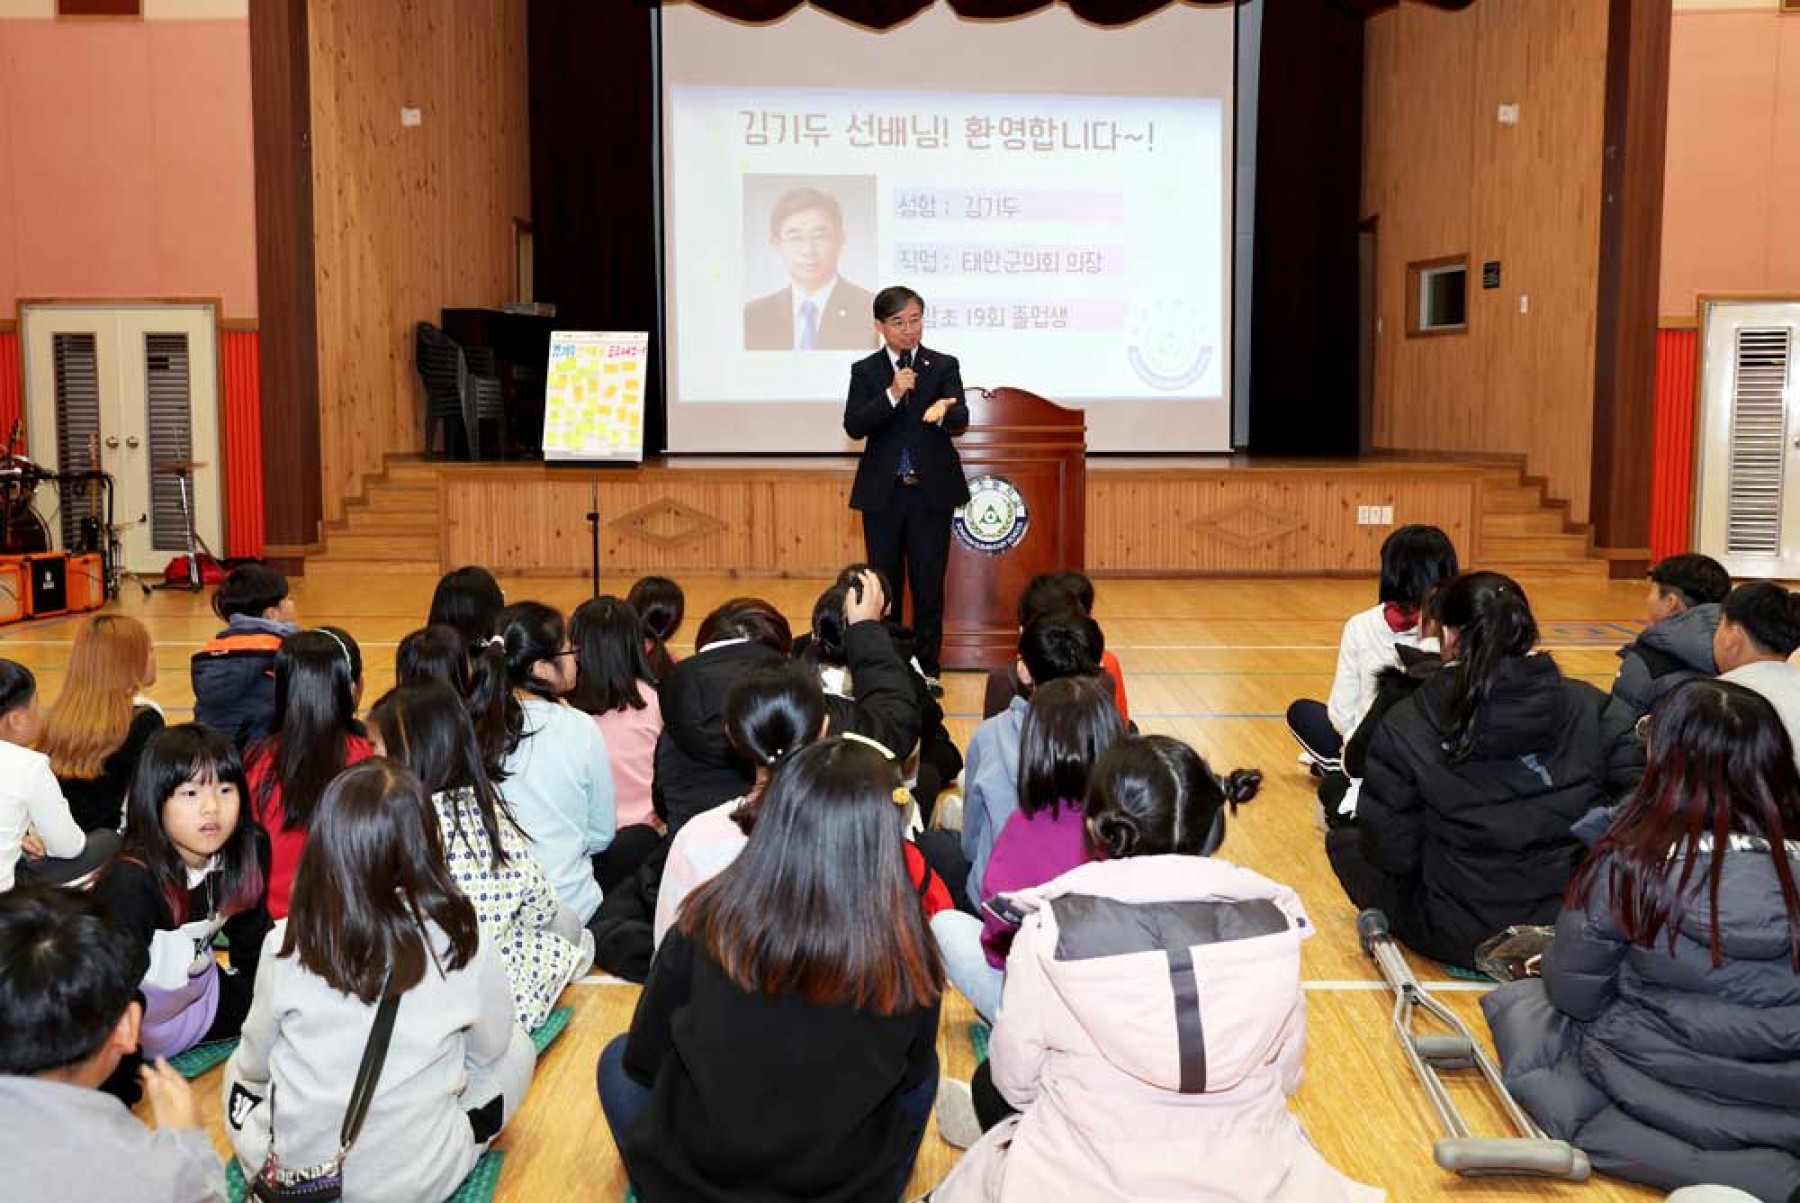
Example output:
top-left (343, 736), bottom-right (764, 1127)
top-left (311, 453), bottom-right (1606, 581)
top-left (2, 571), bottom-right (1661, 1202)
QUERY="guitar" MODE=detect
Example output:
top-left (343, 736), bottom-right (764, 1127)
top-left (77, 430), bottom-right (102, 553)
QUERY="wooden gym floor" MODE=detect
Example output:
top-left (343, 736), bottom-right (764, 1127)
top-left (2, 569), bottom-right (1664, 1201)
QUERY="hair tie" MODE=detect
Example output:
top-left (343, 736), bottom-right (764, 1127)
top-left (483, 635), bottom-right (504, 650)
top-left (892, 786), bottom-right (912, 808)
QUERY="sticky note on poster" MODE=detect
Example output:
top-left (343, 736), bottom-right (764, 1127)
top-left (542, 331), bottom-right (648, 463)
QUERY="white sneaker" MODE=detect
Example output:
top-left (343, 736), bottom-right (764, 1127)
top-left (934, 792), bottom-right (964, 833)
top-left (935, 1078), bottom-right (981, 1149)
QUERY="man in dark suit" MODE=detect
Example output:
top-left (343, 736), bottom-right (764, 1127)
top-left (844, 285), bottom-right (969, 682)
top-left (744, 186), bottom-right (876, 351)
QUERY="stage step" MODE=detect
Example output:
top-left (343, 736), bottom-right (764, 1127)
top-left (315, 532), bottom-right (440, 561)
top-left (1482, 484), bottom-right (1552, 513)
top-left (1484, 559), bottom-right (1610, 581)
top-left (1481, 510), bottom-right (1571, 538)
top-left (1480, 532), bottom-right (1592, 561)
top-left (341, 508), bottom-right (439, 535)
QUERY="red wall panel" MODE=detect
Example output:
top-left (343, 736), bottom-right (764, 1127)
top-left (221, 327), bottom-right (264, 558)
top-left (1649, 327), bottom-right (1699, 561)
top-left (0, 329), bottom-right (19, 444)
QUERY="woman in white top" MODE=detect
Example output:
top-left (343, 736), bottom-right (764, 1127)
top-left (371, 681), bottom-right (592, 1030)
top-left (1287, 524), bottom-right (1457, 770)
top-left (468, 603), bottom-right (615, 931)
top-left (656, 663), bottom-right (827, 946)
top-left (0, 660), bottom-right (116, 892)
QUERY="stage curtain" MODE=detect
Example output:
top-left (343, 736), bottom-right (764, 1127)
top-left (676, 1), bottom-right (1470, 29)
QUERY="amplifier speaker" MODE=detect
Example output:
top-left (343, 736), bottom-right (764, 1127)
top-left (65, 552), bottom-right (105, 613)
top-left (0, 559), bottom-right (24, 625)
top-left (24, 552), bottom-right (68, 618)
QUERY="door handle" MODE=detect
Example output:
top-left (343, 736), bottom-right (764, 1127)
top-left (125, 436), bottom-right (141, 449)
top-left (105, 436), bottom-right (120, 449)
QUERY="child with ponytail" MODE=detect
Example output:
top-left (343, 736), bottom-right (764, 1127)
top-left (655, 662), bottom-right (951, 945)
top-left (467, 603), bottom-right (615, 932)
top-left (1328, 570), bottom-right (1632, 968)
top-left (371, 682), bottom-right (592, 1030)
top-left (931, 734), bottom-right (1375, 1202)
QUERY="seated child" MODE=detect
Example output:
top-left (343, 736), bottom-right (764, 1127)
top-left (0, 886), bottom-right (224, 1202)
top-left (190, 565), bottom-right (297, 748)
top-left (1485, 679), bottom-right (1800, 1201)
top-left (93, 725), bottom-right (270, 1099)
top-left (1287, 524), bottom-right (1457, 770)
top-left (1602, 553), bottom-right (1730, 733)
top-left (224, 759), bottom-right (535, 1203)
top-left (981, 571), bottom-right (1130, 723)
top-left (930, 735), bottom-right (1379, 1203)
top-left (628, 574), bottom-right (685, 682)
top-left (0, 660), bottom-right (118, 893)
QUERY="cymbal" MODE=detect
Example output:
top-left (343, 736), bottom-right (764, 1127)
top-left (153, 460), bottom-right (207, 474)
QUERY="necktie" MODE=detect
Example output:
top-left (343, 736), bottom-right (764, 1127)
top-left (797, 300), bottom-right (819, 351)
top-left (896, 350), bottom-right (917, 477)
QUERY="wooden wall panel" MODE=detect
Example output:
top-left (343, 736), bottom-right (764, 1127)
top-left (1084, 471), bottom-right (1476, 575)
top-left (1365, 0), bottom-right (1608, 523)
top-left (309, 0), bottom-right (528, 523)
top-left (437, 461), bottom-right (1483, 579)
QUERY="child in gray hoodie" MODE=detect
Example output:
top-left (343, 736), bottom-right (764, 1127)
top-left (223, 759), bottom-right (534, 1203)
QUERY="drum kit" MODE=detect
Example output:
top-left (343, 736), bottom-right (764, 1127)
top-left (1, 421), bottom-right (127, 600)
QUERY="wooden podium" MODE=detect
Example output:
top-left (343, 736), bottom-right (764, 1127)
top-left (941, 388), bottom-right (1086, 671)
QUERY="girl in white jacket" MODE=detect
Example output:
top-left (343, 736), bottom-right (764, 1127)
top-left (931, 735), bottom-right (1381, 1203)
top-left (1286, 524), bottom-right (1457, 771)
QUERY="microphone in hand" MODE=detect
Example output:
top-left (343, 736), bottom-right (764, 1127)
top-left (893, 349), bottom-right (917, 401)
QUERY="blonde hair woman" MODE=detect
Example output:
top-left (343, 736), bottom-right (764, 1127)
top-left (41, 614), bottom-right (163, 832)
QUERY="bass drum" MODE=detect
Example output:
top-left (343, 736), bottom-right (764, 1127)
top-left (0, 489), bottom-right (50, 556)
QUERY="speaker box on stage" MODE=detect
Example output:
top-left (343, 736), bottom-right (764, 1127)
top-left (66, 552), bottom-right (104, 614)
top-left (0, 559), bottom-right (24, 626)
top-left (24, 552), bottom-right (68, 618)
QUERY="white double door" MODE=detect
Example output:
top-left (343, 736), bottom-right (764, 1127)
top-left (21, 304), bottom-right (222, 574)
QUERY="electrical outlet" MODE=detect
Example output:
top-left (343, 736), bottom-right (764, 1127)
top-left (1498, 103), bottom-right (1520, 126)
top-left (401, 106), bottom-right (423, 127)
top-left (1356, 505), bottom-right (1374, 525)
top-left (1379, 505), bottom-right (1394, 524)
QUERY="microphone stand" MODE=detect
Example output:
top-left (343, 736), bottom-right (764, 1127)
top-left (585, 480), bottom-right (601, 598)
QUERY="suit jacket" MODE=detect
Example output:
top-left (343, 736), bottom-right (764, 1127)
top-left (844, 345), bottom-right (970, 512)
top-left (744, 279), bottom-right (877, 351)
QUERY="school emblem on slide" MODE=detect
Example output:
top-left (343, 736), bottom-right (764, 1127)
top-left (1126, 296), bottom-right (1212, 391)
top-left (954, 475), bottom-right (1030, 555)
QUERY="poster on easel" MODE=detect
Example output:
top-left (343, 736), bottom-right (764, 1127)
top-left (541, 330), bottom-right (648, 462)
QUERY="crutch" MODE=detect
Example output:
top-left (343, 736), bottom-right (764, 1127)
top-left (1357, 909), bottom-right (1591, 1181)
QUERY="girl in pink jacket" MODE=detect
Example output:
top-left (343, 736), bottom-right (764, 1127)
top-left (931, 735), bottom-right (1382, 1203)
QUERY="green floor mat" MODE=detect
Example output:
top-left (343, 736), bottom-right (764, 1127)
top-left (226, 1150), bottom-right (505, 1202)
top-left (969, 1020), bottom-right (991, 1064)
top-left (167, 1037), bottom-right (238, 1079)
top-left (530, 1005), bottom-right (573, 1057)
